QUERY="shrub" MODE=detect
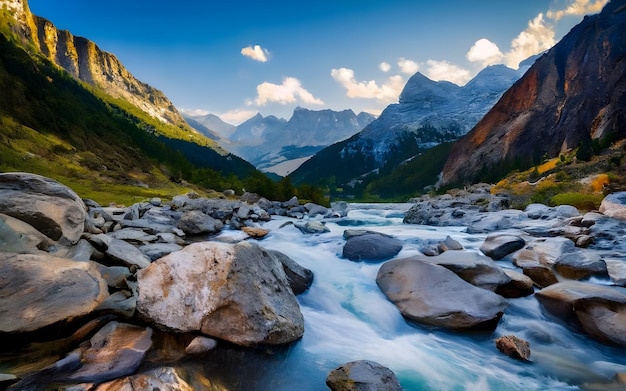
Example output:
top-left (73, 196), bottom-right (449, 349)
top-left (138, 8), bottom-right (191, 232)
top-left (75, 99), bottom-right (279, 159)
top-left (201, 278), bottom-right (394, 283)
top-left (551, 192), bottom-right (603, 211)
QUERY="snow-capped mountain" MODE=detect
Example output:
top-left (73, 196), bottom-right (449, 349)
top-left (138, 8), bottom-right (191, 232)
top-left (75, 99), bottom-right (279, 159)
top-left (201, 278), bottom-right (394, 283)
top-left (187, 108), bottom-right (375, 176)
top-left (291, 64), bottom-right (528, 186)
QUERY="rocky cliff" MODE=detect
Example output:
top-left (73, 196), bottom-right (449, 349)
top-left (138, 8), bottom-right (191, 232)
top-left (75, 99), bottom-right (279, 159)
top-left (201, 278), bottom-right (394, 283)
top-left (441, 0), bottom-right (626, 186)
top-left (2, 0), bottom-right (188, 128)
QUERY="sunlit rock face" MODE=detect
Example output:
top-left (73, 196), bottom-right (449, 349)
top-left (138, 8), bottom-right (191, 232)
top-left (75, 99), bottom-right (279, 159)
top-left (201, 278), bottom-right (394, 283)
top-left (3, 0), bottom-right (187, 127)
top-left (442, 1), bottom-right (626, 186)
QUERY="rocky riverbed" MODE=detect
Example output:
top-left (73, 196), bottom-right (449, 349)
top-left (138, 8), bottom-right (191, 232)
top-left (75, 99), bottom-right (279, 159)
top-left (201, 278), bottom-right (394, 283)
top-left (2, 173), bottom-right (626, 390)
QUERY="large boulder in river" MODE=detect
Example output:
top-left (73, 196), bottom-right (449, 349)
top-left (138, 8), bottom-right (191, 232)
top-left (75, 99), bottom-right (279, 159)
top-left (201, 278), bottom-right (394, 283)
top-left (0, 172), bottom-right (87, 244)
top-left (480, 234), bottom-right (525, 260)
top-left (536, 281), bottom-right (626, 346)
top-left (376, 258), bottom-right (508, 330)
top-left (326, 360), bottom-right (403, 391)
top-left (417, 251), bottom-right (511, 291)
top-left (268, 249), bottom-right (313, 295)
top-left (136, 241), bottom-right (304, 346)
top-left (599, 192), bottom-right (626, 220)
top-left (176, 210), bottom-right (224, 235)
top-left (0, 253), bottom-right (108, 333)
top-left (343, 231), bottom-right (403, 262)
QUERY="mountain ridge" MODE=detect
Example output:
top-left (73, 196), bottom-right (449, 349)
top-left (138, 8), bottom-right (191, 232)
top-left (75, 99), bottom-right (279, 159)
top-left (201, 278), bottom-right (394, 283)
top-left (441, 0), bottom-right (626, 186)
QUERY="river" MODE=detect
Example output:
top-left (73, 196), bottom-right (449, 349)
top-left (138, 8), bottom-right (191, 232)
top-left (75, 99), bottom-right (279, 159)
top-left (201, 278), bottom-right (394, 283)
top-left (179, 203), bottom-right (626, 390)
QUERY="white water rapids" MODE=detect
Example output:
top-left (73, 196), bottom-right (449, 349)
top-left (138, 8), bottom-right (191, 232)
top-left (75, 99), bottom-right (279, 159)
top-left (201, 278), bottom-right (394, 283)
top-left (193, 203), bottom-right (626, 390)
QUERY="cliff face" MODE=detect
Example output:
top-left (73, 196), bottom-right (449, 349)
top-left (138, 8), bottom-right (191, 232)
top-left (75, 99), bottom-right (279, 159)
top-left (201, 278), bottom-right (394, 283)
top-left (3, 0), bottom-right (187, 127)
top-left (441, 0), bottom-right (626, 186)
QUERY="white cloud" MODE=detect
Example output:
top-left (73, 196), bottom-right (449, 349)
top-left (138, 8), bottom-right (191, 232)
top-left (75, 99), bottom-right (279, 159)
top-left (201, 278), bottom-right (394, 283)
top-left (547, 0), bottom-right (608, 21)
top-left (398, 58), bottom-right (419, 75)
top-left (251, 77), bottom-right (323, 106)
top-left (505, 13), bottom-right (555, 68)
top-left (179, 108), bottom-right (209, 117)
top-left (219, 109), bottom-right (258, 125)
top-left (423, 60), bottom-right (472, 85)
top-left (466, 38), bottom-right (503, 67)
top-left (241, 45), bottom-right (270, 62)
top-left (330, 67), bottom-right (404, 103)
top-left (379, 62), bottom-right (391, 73)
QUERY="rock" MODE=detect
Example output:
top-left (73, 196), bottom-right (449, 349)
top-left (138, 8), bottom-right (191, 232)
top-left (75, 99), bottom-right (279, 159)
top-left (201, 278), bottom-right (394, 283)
top-left (326, 360), bottom-right (402, 391)
top-left (575, 234), bottom-right (594, 247)
top-left (496, 269), bottom-right (535, 298)
top-left (109, 228), bottom-right (158, 245)
top-left (0, 253), bottom-right (108, 333)
top-left (240, 192), bottom-right (262, 204)
top-left (536, 281), bottom-right (626, 346)
top-left (95, 265), bottom-right (132, 289)
top-left (139, 243), bottom-right (183, 261)
top-left (66, 321), bottom-right (152, 383)
top-left (185, 336), bottom-right (218, 355)
top-left (95, 366), bottom-right (193, 391)
top-left (149, 197), bottom-right (162, 207)
top-left (512, 249), bottom-right (558, 288)
top-left (480, 234), bottom-right (525, 260)
top-left (95, 290), bottom-right (136, 318)
top-left (0, 213), bottom-right (51, 253)
top-left (376, 258), bottom-right (507, 330)
top-left (437, 235), bottom-right (463, 253)
top-left (241, 226), bottom-right (270, 239)
top-left (268, 249), bottom-right (314, 295)
top-left (136, 241), bottom-right (304, 346)
top-left (305, 203), bottom-right (328, 217)
top-left (599, 192), bottom-right (626, 220)
top-left (0, 172), bottom-right (87, 244)
top-left (605, 258), bottom-right (626, 286)
top-left (55, 239), bottom-right (96, 261)
top-left (294, 220), bottom-right (330, 234)
top-left (466, 210), bottom-right (526, 233)
top-left (176, 210), bottom-right (223, 235)
top-left (554, 251), bottom-right (607, 280)
top-left (495, 335), bottom-right (531, 361)
top-left (88, 234), bottom-right (151, 269)
top-left (343, 232), bottom-right (403, 262)
top-left (283, 196), bottom-right (300, 208)
top-left (419, 251), bottom-right (511, 291)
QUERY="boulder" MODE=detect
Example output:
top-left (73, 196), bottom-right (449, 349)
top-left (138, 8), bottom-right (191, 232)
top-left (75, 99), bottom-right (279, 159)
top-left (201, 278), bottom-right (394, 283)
top-left (343, 232), bottom-right (403, 262)
top-left (268, 249), bottom-right (314, 294)
top-left (139, 243), bottom-right (183, 261)
top-left (0, 172), bottom-right (87, 244)
top-left (294, 220), bottom-right (330, 234)
top-left (606, 258), bottom-right (626, 286)
top-left (437, 235), bottom-right (463, 253)
top-left (67, 321), bottom-right (152, 383)
top-left (241, 226), bottom-right (270, 239)
top-left (96, 367), bottom-right (193, 391)
top-left (496, 269), bottom-right (535, 298)
top-left (0, 213), bottom-right (51, 253)
top-left (599, 192), bottom-right (626, 220)
top-left (136, 241), bottom-right (304, 346)
top-left (536, 281), bottom-right (626, 346)
top-left (554, 251), bottom-right (607, 280)
top-left (109, 228), bottom-right (158, 245)
top-left (480, 234), bottom-right (525, 260)
top-left (176, 210), bottom-right (223, 235)
top-left (418, 251), bottom-right (511, 291)
top-left (376, 258), bottom-right (507, 330)
top-left (512, 249), bottom-right (558, 288)
top-left (87, 234), bottom-right (151, 269)
top-left (466, 210), bottom-right (526, 234)
top-left (185, 336), bottom-right (218, 355)
top-left (495, 335), bottom-right (531, 361)
top-left (0, 253), bottom-right (108, 333)
top-left (326, 360), bottom-right (402, 391)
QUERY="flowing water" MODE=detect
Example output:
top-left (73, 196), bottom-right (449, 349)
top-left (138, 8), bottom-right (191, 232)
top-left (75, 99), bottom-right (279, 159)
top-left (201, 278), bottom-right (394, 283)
top-left (191, 203), bottom-right (626, 390)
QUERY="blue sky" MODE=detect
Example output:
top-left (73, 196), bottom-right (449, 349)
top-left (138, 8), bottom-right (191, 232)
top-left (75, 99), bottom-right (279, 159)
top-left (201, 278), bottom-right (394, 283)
top-left (28, 0), bottom-right (608, 124)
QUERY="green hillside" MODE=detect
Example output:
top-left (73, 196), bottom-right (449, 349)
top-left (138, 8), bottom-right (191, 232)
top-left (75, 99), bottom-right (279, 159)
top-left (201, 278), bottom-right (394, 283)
top-left (0, 31), bottom-right (258, 204)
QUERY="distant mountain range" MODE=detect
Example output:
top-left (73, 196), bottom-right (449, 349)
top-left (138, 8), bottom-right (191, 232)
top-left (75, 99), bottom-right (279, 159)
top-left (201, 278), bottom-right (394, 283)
top-left (289, 63), bottom-right (528, 191)
top-left (185, 107), bottom-right (376, 176)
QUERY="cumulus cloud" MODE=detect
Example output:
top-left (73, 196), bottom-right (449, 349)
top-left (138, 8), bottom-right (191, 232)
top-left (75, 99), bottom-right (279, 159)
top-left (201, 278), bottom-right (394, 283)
top-left (423, 60), bottom-right (472, 85)
top-left (251, 77), bottom-right (323, 106)
top-left (220, 109), bottom-right (258, 125)
top-left (398, 58), bottom-right (419, 75)
top-left (179, 108), bottom-right (209, 117)
top-left (379, 62), bottom-right (391, 72)
top-left (547, 0), bottom-right (608, 21)
top-left (241, 45), bottom-right (270, 62)
top-left (505, 13), bottom-right (555, 68)
top-left (466, 38), bottom-right (504, 67)
top-left (331, 67), bottom-right (404, 103)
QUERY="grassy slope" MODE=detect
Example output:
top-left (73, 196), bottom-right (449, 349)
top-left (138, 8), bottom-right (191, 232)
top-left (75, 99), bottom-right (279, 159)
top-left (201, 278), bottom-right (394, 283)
top-left (0, 30), bottom-right (255, 204)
